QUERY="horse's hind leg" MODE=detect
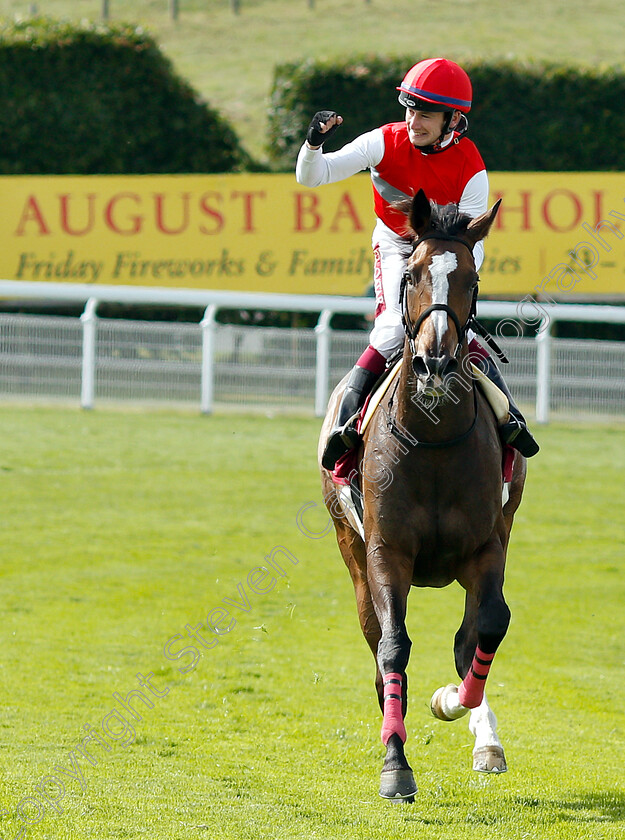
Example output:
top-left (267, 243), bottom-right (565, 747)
top-left (338, 529), bottom-right (384, 699)
top-left (469, 693), bottom-right (506, 772)
top-left (431, 558), bottom-right (509, 773)
top-left (457, 587), bottom-right (508, 772)
top-left (430, 591), bottom-right (475, 722)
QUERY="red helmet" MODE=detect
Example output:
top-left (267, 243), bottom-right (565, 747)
top-left (397, 58), bottom-right (472, 113)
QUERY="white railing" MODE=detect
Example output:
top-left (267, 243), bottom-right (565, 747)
top-left (1, 280), bottom-right (624, 422)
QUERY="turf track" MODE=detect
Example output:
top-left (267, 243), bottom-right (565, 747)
top-left (0, 406), bottom-right (623, 839)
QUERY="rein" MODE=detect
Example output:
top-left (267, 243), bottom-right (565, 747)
top-left (387, 384), bottom-right (480, 450)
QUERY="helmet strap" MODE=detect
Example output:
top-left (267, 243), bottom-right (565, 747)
top-left (418, 112), bottom-right (469, 155)
top-left (441, 111), bottom-right (454, 137)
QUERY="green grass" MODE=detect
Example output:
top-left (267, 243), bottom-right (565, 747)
top-left (1, 0), bottom-right (623, 161)
top-left (0, 405), bottom-right (623, 839)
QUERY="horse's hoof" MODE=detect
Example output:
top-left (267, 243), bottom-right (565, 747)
top-left (430, 684), bottom-right (470, 721)
top-left (379, 769), bottom-right (417, 801)
top-left (473, 745), bottom-right (507, 773)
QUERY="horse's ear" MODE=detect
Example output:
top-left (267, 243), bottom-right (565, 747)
top-left (464, 199), bottom-right (502, 245)
top-left (409, 189), bottom-right (432, 237)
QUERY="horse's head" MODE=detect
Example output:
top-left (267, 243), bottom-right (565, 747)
top-left (400, 189), bottom-right (501, 397)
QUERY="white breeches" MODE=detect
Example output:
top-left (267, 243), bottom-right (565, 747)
top-left (368, 222), bottom-right (407, 359)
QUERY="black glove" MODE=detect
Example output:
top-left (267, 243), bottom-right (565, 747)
top-left (306, 111), bottom-right (340, 147)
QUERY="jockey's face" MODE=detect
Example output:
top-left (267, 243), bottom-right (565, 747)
top-left (406, 108), bottom-right (459, 147)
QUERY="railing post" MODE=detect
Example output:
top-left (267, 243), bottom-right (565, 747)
top-left (200, 304), bottom-right (218, 414)
top-left (314, 309), bottom-right (333, 417)
top-left (80, 297), bottom-right (98, 410)
top-left (535, 316), bottom-right (552, 424)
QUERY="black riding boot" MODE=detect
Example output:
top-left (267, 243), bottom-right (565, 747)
top-left (478, 356), bottom-right (539, 457)
top-left (322, 365), bottom-right (380, 470)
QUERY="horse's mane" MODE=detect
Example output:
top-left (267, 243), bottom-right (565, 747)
top-left (428, 202), bottom-right (473, 237)
top-left (394, 198), bottom-right (473, 256)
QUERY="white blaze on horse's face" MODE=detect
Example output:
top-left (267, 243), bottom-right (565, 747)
top-left (427, 251), bottom-right (458, 351)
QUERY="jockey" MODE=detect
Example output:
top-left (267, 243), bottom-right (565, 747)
top-left (295, 57), bottom-right (539, 469)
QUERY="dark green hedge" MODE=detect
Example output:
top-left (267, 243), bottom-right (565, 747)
top-left (0, 17), bottom-right (251, 174)
top-left (267, 57), bottom-right (625, 172)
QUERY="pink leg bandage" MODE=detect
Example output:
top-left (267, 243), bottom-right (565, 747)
top-left (380, 672), bottom-right (407, 745)
top-left (458, 647), bottom-right (495, 709)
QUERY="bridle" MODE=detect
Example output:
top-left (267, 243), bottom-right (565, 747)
top-left (388, 226), bottom-right (508, 449)
top-left (399, 231), bottom-right (476, 363)
top-left (399, 230), bottom-right (508, 364)
top-left (389, 230), bottom-right (480, 450)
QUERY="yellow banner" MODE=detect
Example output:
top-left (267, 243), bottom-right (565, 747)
top-left (0, 172), bottom-right (623, 297)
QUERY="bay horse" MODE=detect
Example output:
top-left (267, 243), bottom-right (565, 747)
top-left (319, 190), bottom-right (527, 801)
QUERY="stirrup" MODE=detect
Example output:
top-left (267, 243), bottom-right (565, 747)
top-left (321, 415), bottom-right (361, 470)
top-left (499, 416), bottom-right (540, 457)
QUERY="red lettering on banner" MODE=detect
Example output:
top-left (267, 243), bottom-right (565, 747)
top-left (492, 191), bottom-right (531, 231)
top-left (294, 192), bottom-right (322, 232)
top-left (329, 192), bottom-right (365, 232)
top-left (592, 191), bottom-right (606, 227)
top-left (231, 191), bottom-right (266, 233)
top-left (105, 193), bottom-right (143, 235)
top-left (14, 195), bottom-right (51, 236)
top-left (59, 193), bottom-right (96, 236)
top-left (199, 192), bottom-right (225, 234)
top-left (155, 192), bottom-right (190, 235)
top-left (542, 189), bottom-right (583, 232)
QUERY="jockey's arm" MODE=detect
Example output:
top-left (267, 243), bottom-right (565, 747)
top-left (458, 169), bottom-right (490, 271)
top-left (296, 128), bottom-right (385, 188)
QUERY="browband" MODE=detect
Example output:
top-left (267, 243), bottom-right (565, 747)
top-left (412, 230), bottom-right (473, 254)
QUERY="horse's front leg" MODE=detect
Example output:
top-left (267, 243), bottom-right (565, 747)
top-left (431, 544), bottom-right (510, 773)
top-left (367, 545), bottom-right (417, 802)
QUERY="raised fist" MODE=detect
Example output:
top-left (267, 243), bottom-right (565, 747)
top-left (306, 111), bottom-right (342, 147)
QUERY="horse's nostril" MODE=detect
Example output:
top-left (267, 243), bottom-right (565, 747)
top-left (412, 356), bottom-right (429, 377)
top-left (444, 357), bottom-right (459, 376)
